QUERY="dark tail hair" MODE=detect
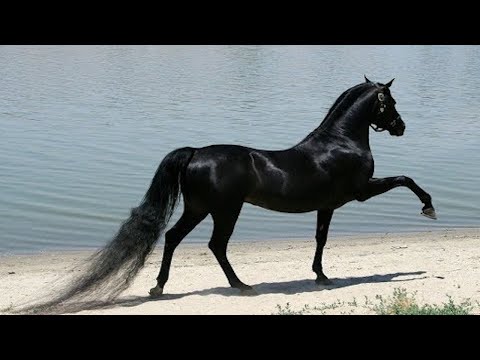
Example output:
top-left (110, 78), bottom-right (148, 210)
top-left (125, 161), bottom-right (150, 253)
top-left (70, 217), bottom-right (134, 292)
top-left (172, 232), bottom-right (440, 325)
top-left (19, 147), bottom-right (195, 314)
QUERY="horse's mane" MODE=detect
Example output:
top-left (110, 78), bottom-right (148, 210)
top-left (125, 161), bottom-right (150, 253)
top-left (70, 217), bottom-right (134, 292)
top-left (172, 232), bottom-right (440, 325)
top-left (301, 82), bottom-right (375, 141)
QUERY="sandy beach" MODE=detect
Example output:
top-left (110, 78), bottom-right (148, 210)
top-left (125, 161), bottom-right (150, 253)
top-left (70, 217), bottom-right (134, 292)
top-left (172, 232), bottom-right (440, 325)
top-left (1, 228), bottom-right (479, 315)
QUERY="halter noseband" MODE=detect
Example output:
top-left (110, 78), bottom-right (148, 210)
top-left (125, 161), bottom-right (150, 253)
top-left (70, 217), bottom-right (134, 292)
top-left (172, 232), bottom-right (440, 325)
top-left (370, 117), bottom-right (400, 132)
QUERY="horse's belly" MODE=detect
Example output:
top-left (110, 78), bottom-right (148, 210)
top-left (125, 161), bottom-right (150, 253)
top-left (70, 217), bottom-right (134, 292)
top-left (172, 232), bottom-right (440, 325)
top-left (245, 190), bottom-right (355, 213)
top-left (244, 196), bottom-right (317, 213)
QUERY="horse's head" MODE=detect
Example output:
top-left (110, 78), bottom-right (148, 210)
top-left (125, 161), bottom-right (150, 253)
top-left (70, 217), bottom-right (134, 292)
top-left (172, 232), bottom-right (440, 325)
top-left (365, 76), bottom-right (406, 136)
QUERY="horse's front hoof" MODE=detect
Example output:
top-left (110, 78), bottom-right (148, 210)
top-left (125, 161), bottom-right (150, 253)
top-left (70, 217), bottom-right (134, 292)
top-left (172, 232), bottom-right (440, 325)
top-left (149, 285), bottom-right (164, 298)
top-left (421, 207), bottom-right (437, 220)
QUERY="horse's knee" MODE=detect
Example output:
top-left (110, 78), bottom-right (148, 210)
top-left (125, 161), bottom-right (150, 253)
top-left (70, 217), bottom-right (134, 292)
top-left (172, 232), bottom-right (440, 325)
top-left (398, 175), bottom-right (413, 186)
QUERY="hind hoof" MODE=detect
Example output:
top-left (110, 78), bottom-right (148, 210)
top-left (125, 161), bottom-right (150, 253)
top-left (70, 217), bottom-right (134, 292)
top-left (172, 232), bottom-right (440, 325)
top-left (421, 207), bottom-right (437, 220)
top-left (149, 286), bottom-right (164, 298)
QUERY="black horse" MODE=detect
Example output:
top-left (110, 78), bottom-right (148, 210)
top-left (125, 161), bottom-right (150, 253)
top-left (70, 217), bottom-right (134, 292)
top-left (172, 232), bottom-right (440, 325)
top-left (146, 76), bottom-right (436, 296)
top-left (28, 77), bottom-right (437, 312)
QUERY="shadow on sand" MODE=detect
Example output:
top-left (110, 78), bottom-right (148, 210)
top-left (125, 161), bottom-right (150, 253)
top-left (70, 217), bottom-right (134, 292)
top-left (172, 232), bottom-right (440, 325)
top-left (55, 270), bottom-right (427, 314)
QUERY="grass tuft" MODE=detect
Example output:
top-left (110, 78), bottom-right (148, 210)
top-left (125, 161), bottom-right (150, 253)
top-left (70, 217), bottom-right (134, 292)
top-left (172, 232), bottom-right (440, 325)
top-left (273, 288), bottom-right (475, 315)
top-left (373, 288), bottom-right (473, 315)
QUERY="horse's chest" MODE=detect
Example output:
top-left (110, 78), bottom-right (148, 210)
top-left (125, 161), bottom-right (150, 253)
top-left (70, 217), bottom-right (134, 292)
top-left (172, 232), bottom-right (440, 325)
top-left (311, 149), bottom-right (373, 205)
top-left (354, 152), bottom-right (374, 179)
top-left (324, 148), bottom-right (373, 181)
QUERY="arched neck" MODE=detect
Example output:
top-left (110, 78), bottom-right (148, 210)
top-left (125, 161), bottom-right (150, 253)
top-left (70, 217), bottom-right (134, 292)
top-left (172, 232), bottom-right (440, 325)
top-left (300, 89), bottom-right (376, 148)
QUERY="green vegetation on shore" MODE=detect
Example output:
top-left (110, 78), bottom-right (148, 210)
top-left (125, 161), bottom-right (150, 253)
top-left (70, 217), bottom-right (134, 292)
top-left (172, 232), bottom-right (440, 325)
top-left (274, 287), bottom-right (475, 315)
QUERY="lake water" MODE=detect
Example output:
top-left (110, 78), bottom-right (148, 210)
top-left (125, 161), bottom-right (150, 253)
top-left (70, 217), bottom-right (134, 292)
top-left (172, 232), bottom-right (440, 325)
top-left (1, 45), bottom-right (479, 254)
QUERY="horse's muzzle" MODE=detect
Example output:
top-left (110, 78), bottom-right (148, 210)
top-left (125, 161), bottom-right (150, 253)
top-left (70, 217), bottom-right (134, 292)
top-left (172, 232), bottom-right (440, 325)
top-left (389, 117), bottom-right (405, 136)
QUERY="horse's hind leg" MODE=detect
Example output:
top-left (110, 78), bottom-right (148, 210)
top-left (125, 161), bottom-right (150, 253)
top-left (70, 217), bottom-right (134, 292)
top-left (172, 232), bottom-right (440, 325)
top-left (209, 203), bottom-right (253, 293)
top-left (149, 207), bottom-right (208, 297)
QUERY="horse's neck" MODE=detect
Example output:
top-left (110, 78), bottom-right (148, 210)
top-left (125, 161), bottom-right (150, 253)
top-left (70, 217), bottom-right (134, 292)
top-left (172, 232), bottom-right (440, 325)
top-left (298, 88), bottom-right (376, 150)
top-left (331, 114), bottom-right (371, 145)
top-left (302, 110), bottom-right (373, 149)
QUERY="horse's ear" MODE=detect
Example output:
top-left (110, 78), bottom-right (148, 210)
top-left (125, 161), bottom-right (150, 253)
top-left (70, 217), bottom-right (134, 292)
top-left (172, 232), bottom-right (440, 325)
top-left (364, 75), bottom-right (372, 83)
top-left (385, 78), bottom-right (395, 88)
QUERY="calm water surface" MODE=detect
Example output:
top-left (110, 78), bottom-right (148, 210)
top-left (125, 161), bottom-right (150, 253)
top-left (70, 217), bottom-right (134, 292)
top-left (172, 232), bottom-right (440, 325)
top-left (1, 45), bottom-right (479, 253)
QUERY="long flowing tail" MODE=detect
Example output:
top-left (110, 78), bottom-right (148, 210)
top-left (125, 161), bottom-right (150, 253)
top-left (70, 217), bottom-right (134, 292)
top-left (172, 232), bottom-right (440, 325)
top-left (19, 147), bottom-right (195, 314)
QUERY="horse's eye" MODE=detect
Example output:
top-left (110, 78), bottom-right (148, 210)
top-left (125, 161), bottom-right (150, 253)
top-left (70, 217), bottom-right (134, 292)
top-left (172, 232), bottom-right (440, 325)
top-left (378, 93), bottom-right (385, 102)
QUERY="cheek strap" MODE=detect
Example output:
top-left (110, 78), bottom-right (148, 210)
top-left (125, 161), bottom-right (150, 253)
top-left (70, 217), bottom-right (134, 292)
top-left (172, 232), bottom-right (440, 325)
top-left (378, 102), bottom-right (386, 114)
top-left (371, 93), bottom-right (392, 132)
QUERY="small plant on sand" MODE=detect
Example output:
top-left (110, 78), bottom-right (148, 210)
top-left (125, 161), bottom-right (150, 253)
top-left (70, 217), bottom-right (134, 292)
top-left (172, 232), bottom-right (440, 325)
top-left (372, 288), bottom-right (473, 315)
top-left (275, 303), bottom-right (311, 315)
top-left (274, 300), bottom-right (346, 315)
top-left (347, 297), bottom-right (358, 307)
top-left (0, 303), bottom-right (15, 313)
top-left (273, 288), bottom-right (476, 315)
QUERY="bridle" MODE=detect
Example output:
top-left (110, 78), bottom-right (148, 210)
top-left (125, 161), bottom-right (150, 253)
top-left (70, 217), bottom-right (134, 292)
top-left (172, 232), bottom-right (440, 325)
top-left (369, 92), bottom-right (400, 132)
top-left (370, 116), bottom-right (401, 132)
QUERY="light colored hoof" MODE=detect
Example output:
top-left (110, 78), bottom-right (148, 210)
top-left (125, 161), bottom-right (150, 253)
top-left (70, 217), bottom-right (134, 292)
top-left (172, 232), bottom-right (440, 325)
top-left (149, 285), bottom-right (164, 297)
top-left (421, 207), bottom-right (437, 220)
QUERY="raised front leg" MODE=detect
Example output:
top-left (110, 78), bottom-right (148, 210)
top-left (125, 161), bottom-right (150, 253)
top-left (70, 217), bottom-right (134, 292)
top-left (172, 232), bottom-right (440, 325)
top-left (356, 176), bottom-right (436, 219)
top-left (313, 209), bottom-right (334, 285)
